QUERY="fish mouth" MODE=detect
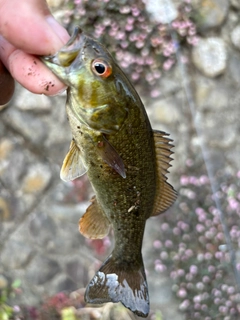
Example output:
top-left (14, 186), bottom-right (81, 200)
top-left (42, 26), bottom-right (86, 70)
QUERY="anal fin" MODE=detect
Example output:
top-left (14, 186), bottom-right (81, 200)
top-left (152, 130), bottom-right (177, 216)
top-left (79, 196), bottom-right (110, 239)
top-left (60, 139), bottom-right (87, 182)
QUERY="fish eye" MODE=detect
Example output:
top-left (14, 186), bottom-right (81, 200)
top-left (91, 59), bottom-right (112, 78)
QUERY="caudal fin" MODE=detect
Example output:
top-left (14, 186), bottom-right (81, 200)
top-left (84, 255), bottom-right (149, 317)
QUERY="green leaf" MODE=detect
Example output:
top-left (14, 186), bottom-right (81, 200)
top-left (61, 307), bottom-right (76, 320)
top-left (11, 279), bottom-right (21, 289)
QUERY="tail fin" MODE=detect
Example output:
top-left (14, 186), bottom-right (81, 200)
top-left (84, 255), bottom-right (149, 317)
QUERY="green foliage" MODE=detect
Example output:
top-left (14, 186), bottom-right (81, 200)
top-left (0, 279), bottom-right (21, 320)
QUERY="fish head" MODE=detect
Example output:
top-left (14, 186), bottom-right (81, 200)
top-left (42, 27), bottom-right (132, 134)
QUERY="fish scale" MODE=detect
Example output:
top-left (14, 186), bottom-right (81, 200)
top-left (42, 26), bottom-right (177, 318)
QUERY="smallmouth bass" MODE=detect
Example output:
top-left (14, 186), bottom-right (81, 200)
top-left (42, 27), bottom-right (177, 318)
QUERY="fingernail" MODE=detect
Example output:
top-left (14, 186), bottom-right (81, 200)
top-left (46, 16), bottom-right (70, 45)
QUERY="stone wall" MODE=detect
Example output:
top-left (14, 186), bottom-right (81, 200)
top-left (0, 0), bottom-right (240, 319)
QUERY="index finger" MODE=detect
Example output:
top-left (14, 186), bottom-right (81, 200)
top-left (0, 0), bottom-right (69, 55)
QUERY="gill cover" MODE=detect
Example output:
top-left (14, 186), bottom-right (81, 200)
top-left (42, 26), bottom-right (128, 135)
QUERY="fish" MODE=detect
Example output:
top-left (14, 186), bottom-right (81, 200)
top-left (42, 26), bottom-right (177, 318)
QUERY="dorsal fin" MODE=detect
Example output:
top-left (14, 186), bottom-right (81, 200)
top-left (79, 196), bottom-right (111, 239)
top-left (60, 139), bottom-right (87, 182)
top-left (151, 130), bottom-right (177, 216)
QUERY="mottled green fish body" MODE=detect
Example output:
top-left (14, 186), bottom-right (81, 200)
top-left (42, 27), bottom-right (177, 318)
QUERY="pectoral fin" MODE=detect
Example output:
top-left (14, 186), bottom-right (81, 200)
top-left (60, 139), bottom-right (87, 182)
top-left (79, 196), bottom-right (110, 239)
top-left (96, 135), bottom-right (126, 179)
top-left (151, 130), bottom-right (177, 216)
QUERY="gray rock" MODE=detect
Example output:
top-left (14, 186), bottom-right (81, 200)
top-left (231, 25), bottom-right (240, 50)
top-left (149, 95), bottom-right (181, 127)
top-left (0, 240), bottom-right (34, 269)
top-left (49, 274), bottom-right (77, 293)
top-left (65, 257), bottom-right (89, 286)
top-left (26, 255), bottom-right (60, 285)
top-left (145, 0), bottom-right (178, 24)
top-left (2, 108), bottom-right (48, 145)
top-left (194, 74), bottom-right (229, 110)
top-left (192, 0), bottom-right (229, 30)
top-left (21, 163), bottom-right (52, 194)
top-left (231, 0), bottom-right (240, 9)
top-left (28, 213), bottom-right (57, 247)
top-left (228, 52), bottom-right (240, 85)
top-left (0, 137), bottom-right (26, 191)
top-left (14, 84), bottom-right (52, 112)
top-left (192, 37), bottom-right (227, 77)
top-left (50, 202), bottom-right (88, 223)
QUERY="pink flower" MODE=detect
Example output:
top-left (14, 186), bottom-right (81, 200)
top-left (180, 175), bottom-right (189, 185)
top-left (179, 299), bottom-right (190, 311)
top-left (196, 224), bottom-right (205, 233)
top-left (153, 240), bottom-right (162, 249)
top-left (155, 263), bottom-right (167, 272)
top-left (161, 222), bottom-right (169, 231)
top-left (190, 265), bottom-right (198, 275)
top-left (177, 288), bottom-right (187, 298)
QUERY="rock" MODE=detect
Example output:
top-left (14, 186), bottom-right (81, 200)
top-left (0, 104), bottom-right (9, 111)
top-left (0, 197), bottom-right (10, 221)
top-left (231, 25), bottom-right (240, 50)
top-left (0, 274), bottom-right (8, 289)
top-left (14, 85), bottom-right (52, 112)
top-left (26, 255), bottom-right (60, 285)
top-left (2, 108), bottom-right (48, 145)
top-left (194, 75), bottom-right (228, 110)
top-left (149, 96), bottom-right (181, 127)
top-left (50, 203), bottom-right (88, 223)
top-left (66, 258), bottom-right (88, 286)
top-left (230, 0), bottom-right (240, 9)
top-left (50, 274), bottom-right (77, 293)
top-left (229, 52), bottom-right (240, 85)
top-left (0, 138), bottom-right (14, 178)
top-left (0, 138), bottom-right (13, 161)
top-left (0, 139), bottom-right (32, 193)
top-left (0, 240), bottom-right (34, 269)
top-left (21, 163), bottom-right (52, 194)
top-left (28, 213), bottom-right (57, 248)
top-left (192, 37), bottom-right (227, 77)
top-left (145, 0), bottom-right (178, 24)
top-left (192, 0), bottom-right (229, 30)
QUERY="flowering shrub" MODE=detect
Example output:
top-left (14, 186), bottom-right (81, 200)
top-left (153, 161), bottom-right (240, 319)
top-left (59, 0), bottom-right (198, 97)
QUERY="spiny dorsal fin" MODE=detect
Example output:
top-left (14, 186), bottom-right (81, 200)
top-left (79, 196), bottom-right (111, 239)
top-left (60, 139), bottom-right (87, 182)
top-left (151, 130), bottom-right (177, 216)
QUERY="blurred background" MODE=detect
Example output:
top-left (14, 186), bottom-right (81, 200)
top-left (0, 0), bottom-right (240, 319)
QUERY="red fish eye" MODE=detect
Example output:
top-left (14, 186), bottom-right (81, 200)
top-left (91, 59), bottom-right (112, 78)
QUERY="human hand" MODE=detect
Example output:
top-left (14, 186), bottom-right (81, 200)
top-left (0, 0), bottom-right (70, 104)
